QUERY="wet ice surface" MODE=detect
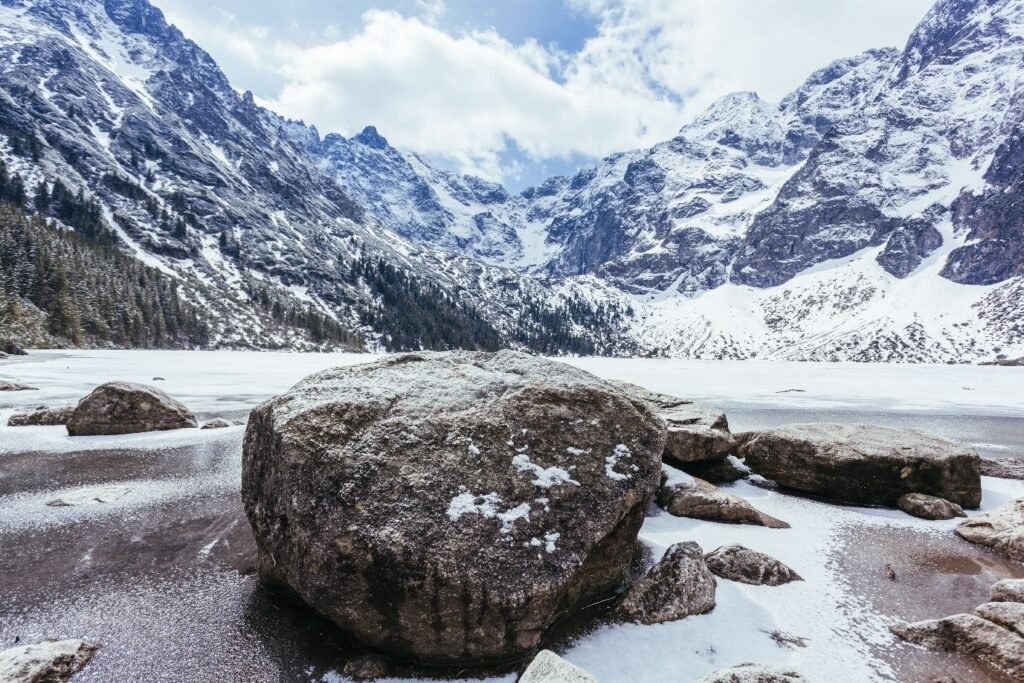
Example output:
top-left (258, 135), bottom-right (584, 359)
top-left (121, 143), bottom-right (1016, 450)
top-left (2, 351), bottom-right (1024, 682)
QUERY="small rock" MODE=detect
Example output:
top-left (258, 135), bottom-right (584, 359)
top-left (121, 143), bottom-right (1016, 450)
top-left (897, 493), bottom-right (966, 520)
top-left (991, 578), bottom-right (1024, 603)
top-left (201, 417), bottom-right (234, 430)
top-left (658, 468), bottom-right (789, 528)
top-left (981, 457), bottom-right (1024, 480)
top-left (47, 485), bottom-right (132, 507)
top-left (0, 380), bottom-right (37, 391)
top-left (519, 650), bottom-right (596, 683)
top-left (892, 612), bottom-right (1024, 678)
top-left (704, 544), bottom-right (802, 586)
top-left (67, 381), bottom-right (197, 436)
top-left (956, 498), bottom-right (1024, 562)
top-left (680, 455), bottom-right (750, 484)
top-left (738, 424), bottom-right (981, 508)
top-left (153, 376), bottom-right (165, 381)
top-left (615, 541), bottom-right (716, 624)
top-left (7, 406), bottom-right (74, 427)
top-left (609, 380), bottom-right (735, 464)
top-left (696, 662), bottom-right (809, 682)
top-left (974, 602), bottom-right (1024, 638)
top-left (342, 654), bottom-right (392, 681)
top-left (0, 639), bottom-right (98, 682)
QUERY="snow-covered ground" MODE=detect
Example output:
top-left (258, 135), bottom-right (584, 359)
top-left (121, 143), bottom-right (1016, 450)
top-left (1, 350), bottom-right (1023, 682)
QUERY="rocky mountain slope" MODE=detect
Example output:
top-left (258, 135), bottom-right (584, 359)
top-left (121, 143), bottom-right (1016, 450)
top-left (0, 0), bottom-right (1021, 361)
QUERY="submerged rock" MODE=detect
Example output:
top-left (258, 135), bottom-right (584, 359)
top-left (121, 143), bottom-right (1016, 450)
top-left (609, 380), bottom-right (735, 464)
top-left (519, 650), bottom-right (596, 683)
top-left (892, 610), bottom-right (1024, 678)
top-left (615, 541), bottom-right (716, 624)
top-left (697, 663), bottom-right (808, 682)
top-left (704, 544), bottom-right (802, 586)
top-left (992, 579), bottom-right (1024, 603)
top-left (242, 351), bottom-right (665, 666)
top-left (897, 493), bottom-right (966, 520)
top-left (0, 639), bottom-right (98, 682)
top-left (7, 406), bottom-right (74, 427)
top-left (0, 380), bottom-right (37, 391)
top-left (200, 417), bottom-right (234, 430)
top-left (658, 468), bottom-right (789, 528)
top-left (66, 382), bottom-right (197, 436)
top-left (956, 498), bottom-right (1024, 561)
top-left (738, 424), bottom-right (981, 508)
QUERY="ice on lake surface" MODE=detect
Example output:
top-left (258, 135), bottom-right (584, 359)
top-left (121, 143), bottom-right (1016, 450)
top-left (1, 350), bottom-right (1023, 682)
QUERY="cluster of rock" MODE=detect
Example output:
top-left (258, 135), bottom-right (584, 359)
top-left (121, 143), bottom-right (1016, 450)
top-left (892, 578), bottom-right (1024, 678)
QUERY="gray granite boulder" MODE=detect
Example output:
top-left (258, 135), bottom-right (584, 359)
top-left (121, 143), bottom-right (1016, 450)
top-left (610, 380), bottom-right (735, 465)
top-left (242, 351), bottom-right (665, 666)
top-left (704, 544), bottom-right (802, 586)
top-left (658, 468), bottom-right (789, 528)
top-left (738, 424), bottom-right (981, 507)
top-left (897, 493), bottom-right (966, 520)
top-left (697, 663), bottom-right (808, 682)
top-left (0, 640), bottom-right (98, 682)
top-left (992, 579), bottom-right (1024, 603)
top-left (67, 382), bottom-right (197, 436)
top-left (615, 541), bottom-right (716, 624)
top-left (519, 650), bottom-right (596, 683)
top-left (7, 405), bottom-right (74, 426)
top-left (956, 498), bottom-right (1024, 561)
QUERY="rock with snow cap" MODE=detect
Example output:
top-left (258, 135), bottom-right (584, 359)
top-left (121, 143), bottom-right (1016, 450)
top-left (609, 380), bottom-right (735, 464)
top-left (518, 650), bottom-right (596, 683)
top-left (897, 492), bottom-right (966, 520)
top-left (66, 382), bottom-right (198, 436)
top-left (7, 405), bottom-right (74, 426)
top-left (696, 663), bottom-right (809, 682)
top-left (956, 498), bottom-right (1024, 561)
top-left (658, 467), bottom-right (789, 528)
top-left (614, 540), bottom-right (716, 624)
top-left (242, 351), bottom-right (665, 666)
top-left (738, 424), bottom-right (981, 508)
top-left (0, 639), bottom-right (98, 682)
top-left (704, 544), bottom-right (802, 586)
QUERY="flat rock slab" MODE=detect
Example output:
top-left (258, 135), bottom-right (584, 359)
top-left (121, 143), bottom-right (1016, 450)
top-left (697, 663), bottom-right (808, 682)
top-left (242, 351), bottom-right (665, 666)
top-left (738, 423), bottom-right (981, 508)
top-left (892, 611), bottom-right (1024, 679)
top-left (67, 381), bottom-right (197, 436)
top-left (897, 492), bottom-right (966, 520)
top-left (957, 498), bottom-right (1024, 562)
top-left (615, 541), bottom-right (716, 624)
top-left (992, 579), bottom-right (1024, 603)
top-left (519, 650), bottom-right (596, 683)
top-left (704, 544), bottom-right (802, 586)
top-left (658, 467), bottom-right (789, 528)
top-left (0, 640), bottom-right (97, 682)
top-left (7, 405), bottom-right (74, 427)
top-left (610, 380), bottom-right (735, 464)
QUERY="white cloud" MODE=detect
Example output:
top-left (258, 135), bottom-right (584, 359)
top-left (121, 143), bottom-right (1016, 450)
top-left (157, 0), bottom-right (935, 182)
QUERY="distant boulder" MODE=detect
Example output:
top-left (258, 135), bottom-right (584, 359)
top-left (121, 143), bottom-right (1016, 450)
top-left (956, 498), bottom-right (1024, 561)
top-left (704, 544), bottom-right (802, 586)
top-left (2, 341), bottom-right (26, 355)
top-left (0, 639), bottom-right (98, 682)
top-left (738, 424), bottom-right (981, 507)
top-left (0, 380), bottom-right (37, 391)
top-left (614, 541), bottom-right (716, 624)
top-left (897, 492), bottom-right (966, 520)
top-left (201, 417), bottom-right (234, 429)
top-left (67, 382), bottom-right (197, 436)
top-left (658, 467), bottom-right (789, 528)
top-left (8, 406), bottom-right (74, 427)
top-left (242, 351), bottom-right (665, 665)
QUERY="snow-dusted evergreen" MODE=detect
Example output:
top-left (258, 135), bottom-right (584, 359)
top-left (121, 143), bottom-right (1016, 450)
top-left (0, 0), bottom-right (1022, 360)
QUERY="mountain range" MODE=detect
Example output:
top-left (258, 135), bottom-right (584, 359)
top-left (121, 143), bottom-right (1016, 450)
top-left (0, 0), bottom-right (1021, 361)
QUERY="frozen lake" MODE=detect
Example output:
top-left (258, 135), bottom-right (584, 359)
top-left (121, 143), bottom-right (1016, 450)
top-left (2, 350), bottom-right (1023, 682)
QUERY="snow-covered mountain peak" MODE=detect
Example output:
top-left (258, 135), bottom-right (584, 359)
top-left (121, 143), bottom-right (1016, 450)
top-left (678, 91), bottom-right (785, 166)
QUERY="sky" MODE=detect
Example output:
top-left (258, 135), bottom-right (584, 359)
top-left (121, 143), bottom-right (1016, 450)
top-left (153, 0), bottom-right (935, 190)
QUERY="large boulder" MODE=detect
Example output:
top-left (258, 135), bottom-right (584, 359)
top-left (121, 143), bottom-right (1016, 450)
top-left (242, 351), bottom-right (665, 666)
top-left (956, 498), bottom-right (1024, 561)
top-left (658, 467), bottom-right (789, 528)
top-left (738, 424), bottom-right (981, 507)
top-left (704, 544), bottom-right (802, 586)
top-left (897, 492), bottom-right (966, 520)
top-left (519, 650), bottom-right (596, 683)
top-left (609, 380), bottom-right (734, 465)
top-left (614, 541), bottom-right (716, 624)
top-left (66, 382), bottom-right (197, 436)
top-left (697, 663), bottom-right (808, 682)
top-left (0, 640), bottom-right (98, 682)
top-left (992, 579), bottom-right (1024, 603)
top-left (7, 405), bottom-right (74, 427)
top-left (892, 609), bottom-right (1024, 678)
